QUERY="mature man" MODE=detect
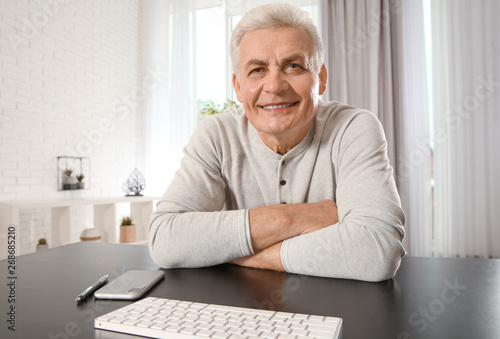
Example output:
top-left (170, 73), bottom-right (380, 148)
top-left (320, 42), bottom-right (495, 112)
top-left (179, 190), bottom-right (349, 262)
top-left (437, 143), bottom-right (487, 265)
top-left (149, 4), bottom-right (406, 281)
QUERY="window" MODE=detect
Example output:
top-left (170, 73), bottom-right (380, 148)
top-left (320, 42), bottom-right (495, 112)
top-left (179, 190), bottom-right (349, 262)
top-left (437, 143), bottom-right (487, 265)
top-left (195, 1), bottom-right (320, 112)
top-left (196, 5), bottom-right (227, 111)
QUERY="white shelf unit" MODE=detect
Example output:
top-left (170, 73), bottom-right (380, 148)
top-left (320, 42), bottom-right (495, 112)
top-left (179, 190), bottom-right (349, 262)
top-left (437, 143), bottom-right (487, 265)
top-left (0, 196), bottom-right (160, 259)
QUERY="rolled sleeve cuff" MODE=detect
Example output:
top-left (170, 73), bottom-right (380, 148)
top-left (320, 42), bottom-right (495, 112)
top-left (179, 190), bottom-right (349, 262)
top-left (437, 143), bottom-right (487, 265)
top-left (241, 209), bottom-right (255, 256)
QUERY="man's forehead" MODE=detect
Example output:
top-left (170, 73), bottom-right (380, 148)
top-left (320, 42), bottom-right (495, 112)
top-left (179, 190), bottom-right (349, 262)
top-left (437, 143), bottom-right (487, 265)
top-left (238, 27), bottom-right (313, 65)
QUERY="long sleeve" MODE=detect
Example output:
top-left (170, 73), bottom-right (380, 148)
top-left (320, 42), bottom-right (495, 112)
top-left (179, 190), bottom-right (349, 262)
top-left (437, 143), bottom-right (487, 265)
top-left (280, 110), bottom-right (406, 281)
top-left (149, 117), bottom-right (254, 269)
top-left (149, 103), bottom-right (406, 281)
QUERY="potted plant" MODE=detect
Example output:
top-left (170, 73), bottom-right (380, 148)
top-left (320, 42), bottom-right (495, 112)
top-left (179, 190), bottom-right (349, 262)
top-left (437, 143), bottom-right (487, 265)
top-left (37, 238), bottom-right (49, 251)
top-left (76, 174), bottom-right (85, 189)
top-left (119, 216), bottom-right (136, 243)
top-left (200, 99), bottom-right (240, 116)
top-left (63, 168), bottom-right (76, 190)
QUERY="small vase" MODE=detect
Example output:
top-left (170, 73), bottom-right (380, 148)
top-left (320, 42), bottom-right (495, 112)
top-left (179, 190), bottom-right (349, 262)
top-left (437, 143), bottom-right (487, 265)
top-left (77, 182), bottom-right (85, 189)
top-left (119, 225), bottom-right (136, 243)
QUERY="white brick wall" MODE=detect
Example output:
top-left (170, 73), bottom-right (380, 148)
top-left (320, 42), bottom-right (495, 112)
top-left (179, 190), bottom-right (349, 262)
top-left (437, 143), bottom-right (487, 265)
top-left (0, 0), bottom-right (144, 254)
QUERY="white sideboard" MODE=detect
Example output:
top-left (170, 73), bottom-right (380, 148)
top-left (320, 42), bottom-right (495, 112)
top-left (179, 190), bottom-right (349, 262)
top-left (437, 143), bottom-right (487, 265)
top-left (0, 196), bottom-right (160, 259)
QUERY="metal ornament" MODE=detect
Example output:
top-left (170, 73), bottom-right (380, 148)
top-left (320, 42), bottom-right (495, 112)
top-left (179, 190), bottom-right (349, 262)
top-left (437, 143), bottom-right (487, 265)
top-left (123, 168), bottom-right (146, 196)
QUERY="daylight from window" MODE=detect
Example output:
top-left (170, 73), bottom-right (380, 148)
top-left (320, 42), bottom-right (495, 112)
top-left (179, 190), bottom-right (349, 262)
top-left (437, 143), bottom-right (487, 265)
top-left (196, 6), bottom-right (227, 112)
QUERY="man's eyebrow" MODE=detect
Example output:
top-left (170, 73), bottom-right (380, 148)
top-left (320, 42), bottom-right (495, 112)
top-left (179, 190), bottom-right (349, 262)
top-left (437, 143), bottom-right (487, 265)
top-left (281, 53), bottom-right (307, 65)
top-left (244, 59), bottom-right (268, 71)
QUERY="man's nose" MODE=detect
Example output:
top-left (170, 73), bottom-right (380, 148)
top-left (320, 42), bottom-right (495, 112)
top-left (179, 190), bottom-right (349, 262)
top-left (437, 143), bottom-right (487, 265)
top-left (263, 70), bottom-right (289, 95)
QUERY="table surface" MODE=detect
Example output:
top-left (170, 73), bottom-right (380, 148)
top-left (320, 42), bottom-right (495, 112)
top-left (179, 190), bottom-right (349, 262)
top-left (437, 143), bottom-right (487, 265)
top-left (1, 242), bottom-right (499, 339)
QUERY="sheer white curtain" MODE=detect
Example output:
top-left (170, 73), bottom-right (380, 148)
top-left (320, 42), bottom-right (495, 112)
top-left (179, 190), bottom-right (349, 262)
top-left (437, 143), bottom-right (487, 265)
top-left (143, 0), bottom-right (199, 195)
top-left (400, 0), bottom-right (433, 256)
top-left (403, 0), bottom-right (500, 258)
top-left (429, 0), bottom-right (500, 258)
top-left (321, 0), bottom-right (409, 250)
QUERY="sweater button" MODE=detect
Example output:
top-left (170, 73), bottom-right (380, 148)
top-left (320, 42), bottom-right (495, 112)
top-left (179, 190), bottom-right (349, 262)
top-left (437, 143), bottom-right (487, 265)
top-left (280, 180), bottom-right (286, 186)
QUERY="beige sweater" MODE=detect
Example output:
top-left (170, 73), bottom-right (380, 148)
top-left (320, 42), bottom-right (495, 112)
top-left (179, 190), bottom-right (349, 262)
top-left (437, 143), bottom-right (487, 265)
top-left (149, 101), bottom-right (406, 281)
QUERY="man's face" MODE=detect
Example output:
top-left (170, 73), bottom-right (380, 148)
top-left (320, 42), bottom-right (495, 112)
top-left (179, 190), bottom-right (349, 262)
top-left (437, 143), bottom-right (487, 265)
top-left (233, 26), bottom-right (327, 153)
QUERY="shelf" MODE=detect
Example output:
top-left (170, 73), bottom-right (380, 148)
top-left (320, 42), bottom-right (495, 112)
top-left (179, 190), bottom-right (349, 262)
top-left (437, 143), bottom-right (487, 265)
top-left (0, 196), bottom-right (160, 259)
top-left (57, 156), bottom-right (90, 191)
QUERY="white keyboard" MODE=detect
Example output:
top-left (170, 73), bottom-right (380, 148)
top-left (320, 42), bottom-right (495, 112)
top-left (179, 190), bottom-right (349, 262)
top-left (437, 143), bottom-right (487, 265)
top-left (95, 297), bottom-right (343, 339)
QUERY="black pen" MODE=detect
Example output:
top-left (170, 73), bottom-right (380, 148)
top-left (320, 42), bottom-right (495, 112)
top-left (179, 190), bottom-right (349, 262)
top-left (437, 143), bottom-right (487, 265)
top-left (75, 275), bottom-right (108, 304)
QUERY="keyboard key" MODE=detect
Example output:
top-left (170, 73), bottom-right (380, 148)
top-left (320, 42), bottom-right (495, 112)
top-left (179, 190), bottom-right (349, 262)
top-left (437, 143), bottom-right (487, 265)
top-left (196, 323), bottom-right (213, 330)
top-left (290, 328), bottom-right (308, 336)
top-left (243, 329), bottom-right (261, 336)
top-left (308, 331), bottom-right (335, 338)
top-left (181, 327), bottom-right (198, 335)
top-left (257, 325), bottom-right (275, 332)
top-left (274, 321), bottom-right (290, 328)
top-left (191, 303), bottom-right (208, 309)
top-left (274, 327), bottom-right (290, 334)
top-left (109, 316), bottom-right (126, 324)
top-left (212, 319), bottom-right (228, 326)
top-left (197, 329), bottom-right (215, 337)
top-left (227, 327), bottom-right (245, 334)
top-left (212, 332), bottom-right (231, 339)
top-left (289, 323), bottom-right (308, 331)
top-left (150, 323), bottom-right (167, 330)
top-left (164, 324), bottom-right (183, 332)
top-left (139, 315), bottom-right (155, 322)
top-left (260, 331), bottom-right (280, 338)
top-left (272, 315), bottom-right (288, 322)
top-left (309, 315), bottom-right (325, 321)
top-left (212, 325), bottom-right (228, 332)
top-left (258, 320), bottom-right (275, 326)
top-left (278, 334), bottom-right (295, 339)
top-left (306, 323), bottom-right (339, 332)
top-left (122, 319), bottom-right (141, 326)
top-left (277, 334), bottom-right (295, 339)
top-left (136, 320), bottom-right (154, 328)
top-left (293, 313), bottom-right (308, 319)
top-left (241, 322), bottom-right (258, 330)
top-left (228, 334), bottom-right (246, 339)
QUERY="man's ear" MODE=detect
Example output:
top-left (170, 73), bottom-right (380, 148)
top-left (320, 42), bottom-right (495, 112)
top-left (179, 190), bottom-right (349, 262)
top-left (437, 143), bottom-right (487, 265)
top-left (318, 64), bottom-right (328, 95)
top-left (233, 73), bottom-right (242, 102)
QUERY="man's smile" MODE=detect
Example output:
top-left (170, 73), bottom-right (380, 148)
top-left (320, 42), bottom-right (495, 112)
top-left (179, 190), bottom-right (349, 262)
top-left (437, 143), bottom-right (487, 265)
top-left (259, 102), bottom-right (299, 110)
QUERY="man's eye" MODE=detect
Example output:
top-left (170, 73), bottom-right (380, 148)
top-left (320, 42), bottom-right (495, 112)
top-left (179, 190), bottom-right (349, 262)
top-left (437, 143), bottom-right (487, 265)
top-left (250, 68), bottom-right (263, 74)
top-left (286, 64), bottom-right (304, 72)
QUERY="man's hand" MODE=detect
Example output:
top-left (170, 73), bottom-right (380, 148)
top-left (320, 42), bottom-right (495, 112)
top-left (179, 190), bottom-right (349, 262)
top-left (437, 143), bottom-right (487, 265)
top-left (230, 242), bottom-right (284, 271)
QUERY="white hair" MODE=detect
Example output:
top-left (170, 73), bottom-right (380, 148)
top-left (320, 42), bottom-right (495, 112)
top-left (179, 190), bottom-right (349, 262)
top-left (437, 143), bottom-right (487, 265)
top-left (230, 3), bottom-right (324, 75)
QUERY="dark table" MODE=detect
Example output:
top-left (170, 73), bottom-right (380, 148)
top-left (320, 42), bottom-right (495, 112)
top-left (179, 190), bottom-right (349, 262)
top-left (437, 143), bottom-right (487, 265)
top-left (1, 242), bottom-right (499, 339)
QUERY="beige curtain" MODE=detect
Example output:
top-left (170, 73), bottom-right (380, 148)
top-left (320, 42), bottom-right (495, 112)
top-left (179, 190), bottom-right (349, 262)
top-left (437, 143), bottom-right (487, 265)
top-left (321, 0), bottom-right (410, 252)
